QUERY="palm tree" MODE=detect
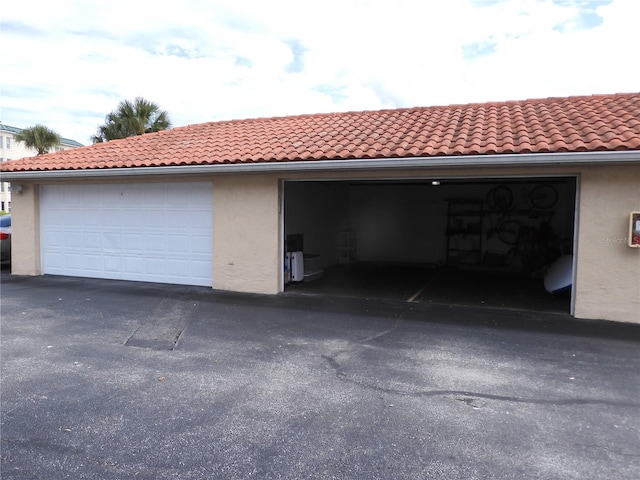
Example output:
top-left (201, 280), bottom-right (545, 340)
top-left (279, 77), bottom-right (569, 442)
top-left (14, 125), bottom-right (61, 155)
top-left (92, 97), bottom-right (172, 143)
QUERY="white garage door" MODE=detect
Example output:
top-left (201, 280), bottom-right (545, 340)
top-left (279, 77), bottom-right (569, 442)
top-left (40, 182), bottom-right (213, 286)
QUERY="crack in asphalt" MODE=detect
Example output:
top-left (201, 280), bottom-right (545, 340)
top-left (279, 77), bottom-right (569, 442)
top-left (359, 319), bottom-right (402, 343)
top-left (321, 355), bottom-right (640, 409)
top-left (321, 355), bottom-right (346, 376)
top-left (573, 443), bottom-right (640, 458)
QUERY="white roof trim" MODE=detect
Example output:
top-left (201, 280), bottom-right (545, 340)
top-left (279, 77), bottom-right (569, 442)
top-left (2, 150), bottom-right (638, 181)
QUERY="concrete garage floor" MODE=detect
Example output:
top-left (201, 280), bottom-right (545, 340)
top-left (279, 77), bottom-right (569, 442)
top-left (287, 264), bottom-right (571, 313)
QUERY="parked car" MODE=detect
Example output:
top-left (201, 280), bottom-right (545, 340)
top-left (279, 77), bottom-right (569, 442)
top-left (0, 215), bottom-right (11, 265)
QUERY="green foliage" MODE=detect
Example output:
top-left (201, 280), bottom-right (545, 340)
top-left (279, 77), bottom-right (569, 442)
top-left (92, 97), bottom-right (172, 143)
top-left (14, 125), bottom-right (62, 155)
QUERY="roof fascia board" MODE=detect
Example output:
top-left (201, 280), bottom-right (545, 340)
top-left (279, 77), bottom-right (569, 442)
top-left (2, 150), bottom-right (638, 181)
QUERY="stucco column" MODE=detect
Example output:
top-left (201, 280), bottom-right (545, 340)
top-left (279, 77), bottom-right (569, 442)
top-left (212, 174), bottom-right (281, 294)
top-left (10, 182), bottom-right (41, 275)
top-left (574, 165), bottom-right (640, 323)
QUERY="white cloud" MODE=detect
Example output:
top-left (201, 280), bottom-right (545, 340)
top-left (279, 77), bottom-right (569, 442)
top-left (1, 0), bottom-right (638, 145)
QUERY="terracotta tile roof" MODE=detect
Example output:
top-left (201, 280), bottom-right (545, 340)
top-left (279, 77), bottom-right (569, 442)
top-left (2, 92), bottom-right (639, 173)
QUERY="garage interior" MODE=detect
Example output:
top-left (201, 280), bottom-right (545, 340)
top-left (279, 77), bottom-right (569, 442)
top-left (284, 176), bottom-right (576, 313)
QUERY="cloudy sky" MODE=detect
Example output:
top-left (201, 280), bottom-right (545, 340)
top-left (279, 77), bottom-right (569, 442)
top-left (2, 0), bottom-right (638, 144)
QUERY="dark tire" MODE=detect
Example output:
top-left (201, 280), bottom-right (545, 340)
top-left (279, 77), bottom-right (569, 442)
top-left (486, 185), bottom-right (514, 213)
top-left (497, 219), bottom-right (520, 245)
top-left (531, 184), bottom-right (558, 209)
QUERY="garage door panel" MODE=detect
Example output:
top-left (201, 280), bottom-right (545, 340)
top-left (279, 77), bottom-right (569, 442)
top-left (121, 210), bottom-right (146, 228)
top-left (119, 233), bottom-right (143, 251)
top-left (40, 183), bottom-right (213, 287)
top-left (143, 210), bottom-right (166, 227)
top-left (121, 187), bottom-right (146, 205)
top-left (146, 257), bottom-right (168, 275)
top-left (190, 260), bottom-right (212, 278)
top-left (43, 229), bottom-right (65, 247)
top-left (144, 234), bottom-right (167, 253)
top-left (102, 211), bottom-right (124, 228)
top-left (44, 252), bottom-right (64, 269)
top-left (173, 214), bottom-right (202, 230)
top-left (121, 256), bottom-right (145, 275)
top-left (190, 236), bottom-right (212, 254)
top-left (81, 254), bottom-right (103, 273)
top-left (104, 255), bottom-right (122, 272)
top-left (166, 259), bottom-right (190, 276)
top-left (65, 233), bottom-right (84, 249)
top-left (80, 210), bottom-right (100, 227)
top-left (59, 253), bottom-right (87, 272)
top-left (47, 209), bottom-right (68, 225)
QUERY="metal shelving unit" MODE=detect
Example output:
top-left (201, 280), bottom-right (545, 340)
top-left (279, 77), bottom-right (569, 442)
top-left (446, 201), bottom-right (483, 265)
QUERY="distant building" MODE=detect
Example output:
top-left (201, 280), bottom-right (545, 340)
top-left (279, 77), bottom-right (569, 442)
top-left (0, 123), bottom-right (83, 212)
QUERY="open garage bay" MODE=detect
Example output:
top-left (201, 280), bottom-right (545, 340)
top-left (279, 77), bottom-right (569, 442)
top-left (284, 177), bottom-right (576, 313)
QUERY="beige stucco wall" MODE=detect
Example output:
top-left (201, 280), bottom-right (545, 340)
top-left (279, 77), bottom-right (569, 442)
top-left (573, 164), bottom-right (640, 323)
top-left (9, 182), bottom-right (40, 275)
top-left (6, 161), bottom-right (640, 323)
top-left (212, 174), bottom-right (282, 294)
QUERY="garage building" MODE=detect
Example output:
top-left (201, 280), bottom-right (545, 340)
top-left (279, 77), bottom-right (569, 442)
top-left (2, 93), bottom-right (639, 323)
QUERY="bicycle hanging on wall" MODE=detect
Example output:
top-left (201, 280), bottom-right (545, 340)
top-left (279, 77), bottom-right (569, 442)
top-left (484, 183), bottom-right (560, 270)
top-left (485, 185), bottom-right (521, 246)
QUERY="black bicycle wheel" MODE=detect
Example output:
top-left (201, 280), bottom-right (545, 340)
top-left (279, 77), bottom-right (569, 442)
top-left (530, 184), bottom-right (558, 209)
top-left (497, 219), bottom-right (520, 245)
top-left (486, 185), bottom-right (514, 213)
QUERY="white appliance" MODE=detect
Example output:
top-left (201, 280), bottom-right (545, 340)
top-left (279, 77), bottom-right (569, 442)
top-left (287, 251), bottom-right (305, 282)
top-left (544, 255), bottom-right (573, 294)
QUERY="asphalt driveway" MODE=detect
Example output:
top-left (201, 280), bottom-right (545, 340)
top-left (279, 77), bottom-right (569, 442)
top-left (1, 272), bottom-right (639, 479)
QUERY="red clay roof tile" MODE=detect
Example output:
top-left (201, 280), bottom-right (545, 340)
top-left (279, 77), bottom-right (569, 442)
top-left (2, 92), bottom-right (639, 173)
